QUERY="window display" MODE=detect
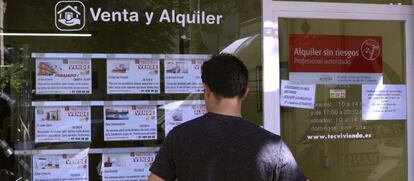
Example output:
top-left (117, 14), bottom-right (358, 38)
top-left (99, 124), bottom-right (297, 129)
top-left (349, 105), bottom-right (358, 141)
top-left (31, 53), bottom-right (210, 180)
top-left (2, 0), bottom-right (262, 180)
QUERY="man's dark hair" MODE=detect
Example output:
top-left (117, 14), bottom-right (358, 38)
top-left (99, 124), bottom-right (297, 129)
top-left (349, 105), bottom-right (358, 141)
top-left (201, 53), bottom-right (248, 98)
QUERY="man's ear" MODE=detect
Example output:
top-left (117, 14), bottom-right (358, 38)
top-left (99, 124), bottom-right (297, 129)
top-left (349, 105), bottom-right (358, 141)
top-left (241, 87), bottom-right (250, 100)
top-left (203, 83), bottom-right (211, 98)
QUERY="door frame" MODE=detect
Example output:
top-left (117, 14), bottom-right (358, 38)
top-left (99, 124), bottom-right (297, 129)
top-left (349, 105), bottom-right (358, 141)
top-left (262, 1), bottom-right (414, 180)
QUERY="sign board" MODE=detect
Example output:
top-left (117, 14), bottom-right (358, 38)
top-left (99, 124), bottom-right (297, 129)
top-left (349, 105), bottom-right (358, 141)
top-left (289, 34), bottom-right (382, 84)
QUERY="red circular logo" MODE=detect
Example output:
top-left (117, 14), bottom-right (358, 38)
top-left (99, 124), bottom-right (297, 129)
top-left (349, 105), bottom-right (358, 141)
top-left (361, 39), bottom-right (380, 61)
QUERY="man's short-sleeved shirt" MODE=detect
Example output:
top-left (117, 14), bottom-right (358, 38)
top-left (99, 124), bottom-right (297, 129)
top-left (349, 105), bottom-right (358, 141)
top-left (150, 112), bottom-right (306, 181)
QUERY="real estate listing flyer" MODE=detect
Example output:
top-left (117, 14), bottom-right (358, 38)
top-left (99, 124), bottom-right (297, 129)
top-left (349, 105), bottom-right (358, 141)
top-left (33, 153), bottom-right (89, 181)
top-left (104, 105), bottom-right (157, 141)
top-left (164, 59), bottom-right (204, 93)
top-left (101, 152), bottom-right (156, 181)
top-left (107, 59), bottom-right (160, 94)
top-left (35, 106), bottom-right (91, 143)
top-left (36, 59), bottom-right (92, 94)
top-left (164, 104), bottom-right (207, 135)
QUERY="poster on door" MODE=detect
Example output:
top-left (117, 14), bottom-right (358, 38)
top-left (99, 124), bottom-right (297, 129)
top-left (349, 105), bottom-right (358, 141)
top-left (35, 106), bottom-right (91, 143)
top-left (36, 59), bottom-right (92, 94)
top-left (104, 105), bottom-right (157, 141)
top-left (33, 153), bottom-right (89, 181)
top-left (101, 152), bottom-right (156, 181)
top-left (362, 84), bottom-right (406, 120)
top-left (164, 104), bottom-right (207, 135)
top-left (164, 59), bottom-right (205, 93)
top-left (289, 34), bottom-right (382, 84)
top-left (107, 59), bottom-right (160, 94)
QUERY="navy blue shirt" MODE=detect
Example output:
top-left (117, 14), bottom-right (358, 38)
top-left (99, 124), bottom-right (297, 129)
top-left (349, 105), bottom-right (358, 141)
top-left (150, 112), bottom-right (306, 181)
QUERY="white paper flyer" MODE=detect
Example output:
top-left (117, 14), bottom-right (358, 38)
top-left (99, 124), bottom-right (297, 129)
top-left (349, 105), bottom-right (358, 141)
top-left (35, 106), bottom-right (91, 143)
top-left (164, 59), bottom-right (204, 93)
top-left (104, 106), bottom-right (157, 141)
top-left (33, 154), bottom-right (89, 181)
top-left (164, 104), bottom-right (207, 135)
top-left (102, 152), bottom-right (156, 181)
top-left (280, 80), bottom-right (316, 109)
top-left (362, 84), bottom-right (406, 120)
top-left (36, 59), bottom-right (92, 94)
top-left (107, 59), bottom-right (160, 94)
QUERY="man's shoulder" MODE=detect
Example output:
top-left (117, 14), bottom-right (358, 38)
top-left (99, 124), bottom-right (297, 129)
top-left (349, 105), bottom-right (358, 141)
top-left (167, 114), bottom-right (207, 135)
top-left (169, 113), bottom-right (283, 143)
top-left (235, 117), bottom-right (282, 140)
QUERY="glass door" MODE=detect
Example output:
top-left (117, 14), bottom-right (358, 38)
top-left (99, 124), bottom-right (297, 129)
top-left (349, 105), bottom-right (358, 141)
top-left (263, 1), bottom-right (414, 181)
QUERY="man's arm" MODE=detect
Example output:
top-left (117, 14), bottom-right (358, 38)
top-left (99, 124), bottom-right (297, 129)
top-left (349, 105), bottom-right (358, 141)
top-left (148, 173), bottom-right (165, 181)
top-left (148, 129), bottom-right (177, 181)
top-left (277, 141), bottom-right (307, 181)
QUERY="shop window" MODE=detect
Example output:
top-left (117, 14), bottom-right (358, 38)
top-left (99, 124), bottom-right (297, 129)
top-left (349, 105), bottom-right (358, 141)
top-left (279, 18), bottom-right (407, 181)
top-left (0, 0), bottom-right (262, 180)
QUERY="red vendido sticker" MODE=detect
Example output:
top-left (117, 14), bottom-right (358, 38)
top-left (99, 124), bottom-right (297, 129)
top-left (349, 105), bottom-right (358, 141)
top-left (289, 34), bottom-right (382, 73)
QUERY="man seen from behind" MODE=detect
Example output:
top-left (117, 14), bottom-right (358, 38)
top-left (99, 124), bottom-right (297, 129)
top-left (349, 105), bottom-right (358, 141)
top-left (148, 53), bottom-right (307, 181)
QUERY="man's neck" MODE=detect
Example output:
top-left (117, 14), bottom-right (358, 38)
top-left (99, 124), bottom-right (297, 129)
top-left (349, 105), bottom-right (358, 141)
top-left (207, 97), bottom-right (243, 117)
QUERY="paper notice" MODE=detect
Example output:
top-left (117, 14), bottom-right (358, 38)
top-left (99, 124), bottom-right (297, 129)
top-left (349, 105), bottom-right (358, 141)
top-left (362, 84), bottom-right (406, 120)
top-left (280, 80), bottom-right (316, 109)
top-left (164, 59), bottom-right (204, 93)
top-left (33, 153), bottom-right (89, 181)
top-left (102, 152), bottom-right (156, 181)
top-left (35, 106), bottom-right (91, 143)
top-left (164, 104), bottom-right (207, 135)
top-left (107, 59), bottom-right (160, 94)
top-left (104, 106), bottom-right (157, 141)
top-left (36, 59), bottom-right (92, 94)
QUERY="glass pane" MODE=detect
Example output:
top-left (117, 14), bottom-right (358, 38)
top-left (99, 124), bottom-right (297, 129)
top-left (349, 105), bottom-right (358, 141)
top-left (274, 0), bottom-right (412, 5)
top-left (279, 18), bottom-right (407, 181)
top-left (0, 0), bottom-right (262, 180)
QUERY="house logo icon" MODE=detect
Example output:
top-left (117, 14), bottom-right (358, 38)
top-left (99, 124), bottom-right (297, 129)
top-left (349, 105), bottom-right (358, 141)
top-left (55, 1), bottom-right (85, 31)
